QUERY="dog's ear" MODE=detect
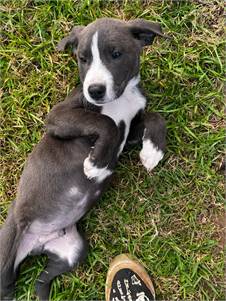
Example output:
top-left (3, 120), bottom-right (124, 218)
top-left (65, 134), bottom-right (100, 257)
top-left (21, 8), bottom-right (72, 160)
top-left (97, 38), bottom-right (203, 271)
top-left (128, 19), bottom-right (168, 47)
top-left (57, 26), bottom-right (85, 54)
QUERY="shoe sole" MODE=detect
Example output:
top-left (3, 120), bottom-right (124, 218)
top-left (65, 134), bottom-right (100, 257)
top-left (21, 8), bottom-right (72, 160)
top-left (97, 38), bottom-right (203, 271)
top-left (105, 254), bottom-right (155, 301)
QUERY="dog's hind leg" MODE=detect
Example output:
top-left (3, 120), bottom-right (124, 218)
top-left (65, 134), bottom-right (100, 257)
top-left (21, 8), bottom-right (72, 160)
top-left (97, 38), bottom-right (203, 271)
top-left (35, 224), bottom-right (87, 301)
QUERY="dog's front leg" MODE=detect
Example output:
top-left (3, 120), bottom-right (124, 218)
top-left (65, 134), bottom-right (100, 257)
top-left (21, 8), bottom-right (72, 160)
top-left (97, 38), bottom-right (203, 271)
top-left (140, 112), bottom-right (166, 171)
top-left (128, 112), bottom-right (166, 171)
top-left (82, 115), bottom-right (119, 182)
top-left (46, 104), bottom-right (119, 181)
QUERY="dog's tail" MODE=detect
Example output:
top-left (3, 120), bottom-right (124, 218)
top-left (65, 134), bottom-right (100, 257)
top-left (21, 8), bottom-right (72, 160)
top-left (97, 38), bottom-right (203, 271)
top-left (0, 201), bottom-right (25, 299)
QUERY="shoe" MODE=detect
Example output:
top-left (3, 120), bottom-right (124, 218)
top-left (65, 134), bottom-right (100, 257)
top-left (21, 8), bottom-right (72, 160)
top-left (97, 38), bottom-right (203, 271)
top-left (105, 254), bottom-right (155, 301)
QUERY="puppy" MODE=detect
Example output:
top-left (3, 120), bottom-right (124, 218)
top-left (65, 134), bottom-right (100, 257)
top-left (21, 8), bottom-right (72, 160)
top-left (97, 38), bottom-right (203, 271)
top-left (0, 18), bottom-right (167, 300)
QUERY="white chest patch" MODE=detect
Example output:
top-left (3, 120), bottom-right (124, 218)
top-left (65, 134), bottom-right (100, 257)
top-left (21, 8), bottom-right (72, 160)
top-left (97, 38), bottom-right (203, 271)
top-left (101, 76), bottom-right (146, 155)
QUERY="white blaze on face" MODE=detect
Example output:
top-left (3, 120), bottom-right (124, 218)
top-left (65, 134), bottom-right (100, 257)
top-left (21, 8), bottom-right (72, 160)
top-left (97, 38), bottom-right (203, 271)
top-left (83, 31), bottom-right (115, 104)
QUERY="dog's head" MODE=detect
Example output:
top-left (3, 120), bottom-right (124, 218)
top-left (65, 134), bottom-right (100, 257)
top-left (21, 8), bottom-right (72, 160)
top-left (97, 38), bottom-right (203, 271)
top-left (57, 18), bottom-right (167, 105)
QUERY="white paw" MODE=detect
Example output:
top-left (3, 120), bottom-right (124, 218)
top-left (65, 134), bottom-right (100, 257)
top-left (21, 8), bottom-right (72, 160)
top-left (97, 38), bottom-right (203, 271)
top-left (140, 140), bottom-right (164, 171)
top-left (83, 156), bottom-right (112, 183)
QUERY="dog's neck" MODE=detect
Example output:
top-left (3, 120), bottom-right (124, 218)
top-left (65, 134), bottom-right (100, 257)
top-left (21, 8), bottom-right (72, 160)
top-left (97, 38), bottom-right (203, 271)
top-left (118, 75), bottom-right (141, 98)
top-left (100, 74), bottom-right (146, 155)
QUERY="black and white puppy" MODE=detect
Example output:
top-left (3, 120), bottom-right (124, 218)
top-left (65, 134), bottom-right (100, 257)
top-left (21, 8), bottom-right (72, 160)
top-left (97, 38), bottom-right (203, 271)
top-left (0, 18), bottom-right (167, 300)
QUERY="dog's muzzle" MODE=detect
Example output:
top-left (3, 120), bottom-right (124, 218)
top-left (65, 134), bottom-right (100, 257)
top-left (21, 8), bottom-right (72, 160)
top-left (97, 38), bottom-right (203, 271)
top-left (88, 84), bottom-right (106, 101)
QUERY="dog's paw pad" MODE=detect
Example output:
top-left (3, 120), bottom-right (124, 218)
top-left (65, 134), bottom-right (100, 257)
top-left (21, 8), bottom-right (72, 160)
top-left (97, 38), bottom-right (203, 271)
top-left (140, 140), bottom-right (164, 171)
top-left (83, 157), bottom-right (112, 182)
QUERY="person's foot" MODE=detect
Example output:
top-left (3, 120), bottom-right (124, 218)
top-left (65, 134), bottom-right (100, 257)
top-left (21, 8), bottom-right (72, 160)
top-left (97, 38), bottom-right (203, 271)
top-left (105, 254), bottom-right (155, 301)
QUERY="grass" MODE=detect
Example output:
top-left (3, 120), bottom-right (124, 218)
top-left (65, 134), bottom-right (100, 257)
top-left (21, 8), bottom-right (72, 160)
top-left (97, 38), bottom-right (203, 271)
top-left (0, 0), bottom-right (225, 300)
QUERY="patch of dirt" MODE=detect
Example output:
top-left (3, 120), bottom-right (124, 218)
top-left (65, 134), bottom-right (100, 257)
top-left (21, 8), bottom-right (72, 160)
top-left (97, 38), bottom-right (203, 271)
top-left (213, 210), bottom-right (226, 251)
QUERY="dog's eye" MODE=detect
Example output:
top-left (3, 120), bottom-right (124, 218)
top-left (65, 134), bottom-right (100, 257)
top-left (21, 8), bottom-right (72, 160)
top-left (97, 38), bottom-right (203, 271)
top-left (111, 50), bottom-right (122, 59)
top-left (79, 56), bottom-right (87, 63)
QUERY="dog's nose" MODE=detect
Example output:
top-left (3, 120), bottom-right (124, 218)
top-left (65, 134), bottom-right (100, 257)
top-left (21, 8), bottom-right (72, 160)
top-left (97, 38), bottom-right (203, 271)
top-left (88, 84), bottom-right (106, 100)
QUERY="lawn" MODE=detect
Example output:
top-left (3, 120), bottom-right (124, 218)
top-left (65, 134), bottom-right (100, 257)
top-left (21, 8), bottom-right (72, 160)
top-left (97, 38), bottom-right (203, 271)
top-left (0, 0), bottom-right (225, 300)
